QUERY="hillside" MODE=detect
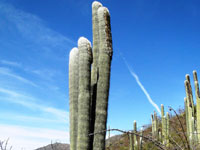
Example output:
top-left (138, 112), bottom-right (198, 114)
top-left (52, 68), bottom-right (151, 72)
top-left (35, 143), bottom-right (70, 150)
top-left (35, 109), bottom-right (189, 150)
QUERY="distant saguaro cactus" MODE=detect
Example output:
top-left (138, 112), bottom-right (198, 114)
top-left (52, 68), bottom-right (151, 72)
top-left (77, 37), bottom-right (92, 150)
top-left (184, 71), bottom-right (200, 147)
top-left (69, 47), bottom-right (79, 150)
top-left (133, 121), bottom-right (138, 150)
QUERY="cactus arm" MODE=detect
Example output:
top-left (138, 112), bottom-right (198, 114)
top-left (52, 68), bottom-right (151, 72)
top-left (77, 37), bottom-right (92, 150)
top-left (93, 6), bottom-right (113, 150)
top-left (69, 47), bottom-right (79, 150)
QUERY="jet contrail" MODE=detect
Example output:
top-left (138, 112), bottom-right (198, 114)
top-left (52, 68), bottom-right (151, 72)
top-left (120, 53), bottom-right (161, 115)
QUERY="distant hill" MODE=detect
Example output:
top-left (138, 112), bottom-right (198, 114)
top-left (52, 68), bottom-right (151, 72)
top-left (36, 110), bottom-right (187, 150)
top-left (35, 142), bottom-right (70, 150)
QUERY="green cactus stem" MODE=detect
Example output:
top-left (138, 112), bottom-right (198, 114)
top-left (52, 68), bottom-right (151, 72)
top-left (193, 70), bottom-right (200, 143)
top-left (139, 127), bottom-right (143, 150)
top-left (151, 114), bottom-right (155, 138)
top-left (77, 37), bottom-right (92, 150)
top-left (134, 121), bottom-right (138, 150)
top-left (129, 133), bottom-right (133, 150)
top-left (154, 111), bottom-right (158, 140)
top-left (185, 79), bottom-right (194, 144)
top-left (69, 47), bottom-right (79, 150)
top-left (93, 6), bottom-right (113, 150)
top-left (158, 131), bottom-right (162, 142)
top-left (186, 74), bottom-right (195, 117)
top-left (161, 104), bottom-right (165, 143)
top-left (90, 2), bottom-right (102, 146)
top-left (184, 97), bottom-right (190, 139)
top-left (166, 112), bottom-right (170, 147)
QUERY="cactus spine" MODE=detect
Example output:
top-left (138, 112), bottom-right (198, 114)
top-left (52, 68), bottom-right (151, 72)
top-left (77, 37), bottom-right (93, 150)
top-left (69, 47), bottom-right (79, 150)
top-left (93, 6), bottom-right (113, 150)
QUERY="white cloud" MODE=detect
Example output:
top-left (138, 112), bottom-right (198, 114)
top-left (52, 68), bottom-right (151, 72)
top-left (0, 1), bottom-right (75, 55)
top-left (0, 67), bottom-right (38, 87)
top-left (0, 87), bottom-right (69, 123)
top-left (0, 124), bottom-right (69, 150)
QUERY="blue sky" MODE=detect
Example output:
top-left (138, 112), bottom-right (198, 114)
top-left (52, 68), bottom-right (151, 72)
top-left (0, 0), bottom-right (200, 149)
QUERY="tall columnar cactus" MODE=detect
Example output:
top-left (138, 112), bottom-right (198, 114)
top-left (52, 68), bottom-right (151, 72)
top-left (151, 111), bottom-right (158, 139)
top-left (69, 47), bottom-right (79, 150)
top-left (160, 105), bottom-right (170, 147)
top-left (139, 127), bottom-right (143, 150)
top-left (184, 71), bottom-right (200, 147)
top-left (161, 104), bottom-right (165, 143)
top-left (133, 121), bottom-right (138, 150)
top-left (184, 75), bottom-right (196, 145)
top-left (77, 37), bottom-right (92, 150)
top-left (69, 2), bottom-right (113, 150)
top-left (193, 70), bottom-right (200, 142)
top-left (93, 6), bottom-right (113, 150)
top-left (165, 112), bottom-right (170, 147)
top-left (129, 133), bottom-right (133, 150)
top-left (90, 2), bottom-right (102, 144)
top-left (151, 114), bottom-right (155, 138)
top-left (184, 97), bottom-right (189, 139)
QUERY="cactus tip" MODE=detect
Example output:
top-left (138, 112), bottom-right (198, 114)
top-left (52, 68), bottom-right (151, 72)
top-left (193, 70), bottom-right (197, 74)
top-left (184, 97), bottom-right (187, 101)
top-left (69, 47), bottom-right (78, 58)
top-left (185, 74), bottom-right (190, 82)
top-left (78, 37), bottom-right (91, 47)
top-left (92, 1), bottom-right (102, 8)
top-left (97, 6), bottom-right (110, 15)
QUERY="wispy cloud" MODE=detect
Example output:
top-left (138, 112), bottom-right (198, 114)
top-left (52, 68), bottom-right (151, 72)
top-left (0, 124), bottom-right (69, 150)
top-left (120, 53), bottom-right (161, 115)
top-left (1, 60), bottom-right (21, 67)
top-left (0, 67), bottom-right (38, 87)
top-left (0, 1), bottom-right (75, 60)
top-left (0, 87), bottom-right (68, 123)
top-left (0, 1), bottom-right (75, 45)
